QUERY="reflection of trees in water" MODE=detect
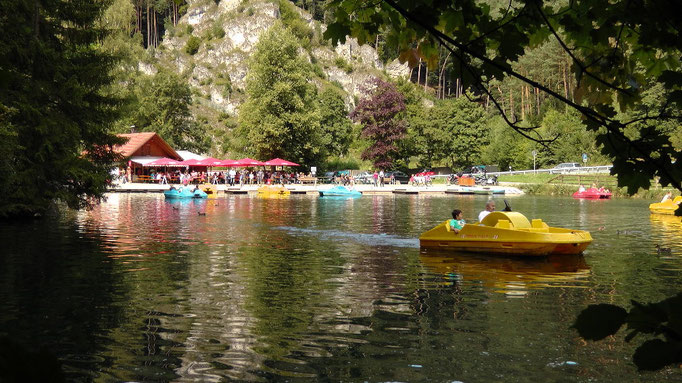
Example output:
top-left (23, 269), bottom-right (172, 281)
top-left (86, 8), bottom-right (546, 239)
top-left (78, 195), bottom-right (196, 381)
top-left (0, 217), bottom-right (142, 381)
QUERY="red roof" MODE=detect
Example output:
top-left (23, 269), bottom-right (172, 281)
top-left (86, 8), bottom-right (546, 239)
top-left (115, 133), bottom-right (181, 160)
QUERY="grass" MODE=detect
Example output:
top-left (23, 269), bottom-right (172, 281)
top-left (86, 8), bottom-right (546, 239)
top-left (497, 173), bottom-right (555, 184)
top-left (498, 172), bottom-right (677, 199)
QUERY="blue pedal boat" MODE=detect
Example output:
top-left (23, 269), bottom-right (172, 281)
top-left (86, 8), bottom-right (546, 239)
top-left (164, 187), bottom-right (208, 199)
top-left (319, 185), bottom-right (362, 197)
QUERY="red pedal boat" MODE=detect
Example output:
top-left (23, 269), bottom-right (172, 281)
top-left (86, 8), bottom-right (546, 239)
top-left (572, 187), bottom-right (612, 199)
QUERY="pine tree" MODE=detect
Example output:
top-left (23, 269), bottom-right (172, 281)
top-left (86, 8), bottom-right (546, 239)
top-left (0, 0), bottom-right (121, 218)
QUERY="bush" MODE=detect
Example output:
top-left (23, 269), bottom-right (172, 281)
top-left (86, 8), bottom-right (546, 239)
top-left (325, 157), bottom-right (361, 171)
top-left (312, 63), bottom-right (326, 79)
top-left (212, 23), bottom-right (225, 39)
top-left (334, 57), bottom-right (353, 73)
top-left (185, 36), bottom-right (201, 55)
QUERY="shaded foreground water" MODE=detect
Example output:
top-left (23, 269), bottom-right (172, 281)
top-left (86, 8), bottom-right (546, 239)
top-left (1, 193), bottom-right (682, 382)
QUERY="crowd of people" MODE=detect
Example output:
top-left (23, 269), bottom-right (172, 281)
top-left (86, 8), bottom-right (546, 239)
top-left (118, 168), bottom-right (312, 186)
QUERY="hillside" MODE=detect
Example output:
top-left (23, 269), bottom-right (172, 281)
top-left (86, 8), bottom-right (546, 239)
top-left (146, 0), bottom-right (408, 119)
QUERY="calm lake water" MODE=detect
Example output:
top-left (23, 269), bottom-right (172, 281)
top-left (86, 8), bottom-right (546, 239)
top-left (1, 193), bottom-right (681, 382)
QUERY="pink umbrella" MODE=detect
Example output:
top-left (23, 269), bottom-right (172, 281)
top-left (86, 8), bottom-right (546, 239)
top-left (181, 159), bottom-right (203, 166)
top-left (144, 158), bottom-right (185, 167)
top-left (219, 159), bottom-right (239, 166)
top-left (264, 158), bottom-right (300, 166)
top-left (235, 158), bottom-right (266, 166)
top-left (198, 157), bottom-right (223, 166)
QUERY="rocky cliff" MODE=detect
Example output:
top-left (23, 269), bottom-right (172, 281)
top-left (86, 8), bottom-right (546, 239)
top-left (152, 0), bottom-right (409, 117)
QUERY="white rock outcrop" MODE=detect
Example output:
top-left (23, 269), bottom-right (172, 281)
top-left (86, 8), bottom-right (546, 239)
top-left (158, 0), bottom-right (409, 115)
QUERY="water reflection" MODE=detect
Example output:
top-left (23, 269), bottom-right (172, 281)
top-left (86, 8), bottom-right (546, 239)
top-left (649, 213), bottom-right (682, 231)
top-left (419, 250), bottom-right (590, 296)
top-left (4, 194), bottom-right (682, 382)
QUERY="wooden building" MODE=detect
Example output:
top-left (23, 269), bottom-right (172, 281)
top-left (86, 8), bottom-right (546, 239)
top-left (115, 132), bottom-right (182, 181)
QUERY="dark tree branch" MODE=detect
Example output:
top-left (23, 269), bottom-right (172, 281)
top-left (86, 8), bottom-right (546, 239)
top-left (434, 36), bottom-right (556, 144)
top-left (463, 2), bottom-right (527, 50)
top-left (379, 0), bottom-right (681, 190)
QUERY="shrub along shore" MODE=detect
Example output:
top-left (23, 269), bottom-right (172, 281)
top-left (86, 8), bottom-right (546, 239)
top-left (497, 173), bottom-right (676, 199)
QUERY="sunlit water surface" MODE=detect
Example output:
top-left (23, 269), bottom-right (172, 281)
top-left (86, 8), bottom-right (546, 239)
top-left (2, 194), bottom-right (682, 382)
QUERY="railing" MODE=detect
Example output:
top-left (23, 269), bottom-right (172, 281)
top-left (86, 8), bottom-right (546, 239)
top-left (548, 174), bottom-right (618, 187)
top-left (425, 165), bottom-right (613, 184)
top-left (485, 165), bottom-right (612, 177)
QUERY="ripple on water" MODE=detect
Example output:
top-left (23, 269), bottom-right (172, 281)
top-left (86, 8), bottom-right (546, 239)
top-left (3, 194), bottom-right (682, 382)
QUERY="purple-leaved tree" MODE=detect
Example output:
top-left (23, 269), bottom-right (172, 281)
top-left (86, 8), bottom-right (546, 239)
top-left (351, 78), bottom-right (407, 170)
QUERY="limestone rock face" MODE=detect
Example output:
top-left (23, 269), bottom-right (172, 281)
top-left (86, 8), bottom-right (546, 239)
top-left (156, 0), bottom-right (409, 115)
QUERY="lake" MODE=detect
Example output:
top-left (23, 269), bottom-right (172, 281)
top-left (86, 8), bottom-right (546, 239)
top-left (1, 193), bottom-right (681, 382)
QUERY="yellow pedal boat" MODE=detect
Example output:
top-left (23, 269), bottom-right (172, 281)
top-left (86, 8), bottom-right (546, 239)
top-left (419, 211), bottom-right (593, 256)
top-left (257, 185), bottom-right (290, 196)
top-left (649, 196), bottom-right (682, 215)
top-left (199, 183), bottom-right (217, 197)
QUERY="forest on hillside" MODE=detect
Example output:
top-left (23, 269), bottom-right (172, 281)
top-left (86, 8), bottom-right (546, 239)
top-left (2, 0), bottom-right (680, 217)
top-left (101, 0), bottom-right (636, 173)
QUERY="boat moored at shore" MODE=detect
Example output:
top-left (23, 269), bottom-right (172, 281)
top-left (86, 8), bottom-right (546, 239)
top-left (319, 185), bottom-right (362, 197)
top-left (164, 187), bottom-right (208, 199)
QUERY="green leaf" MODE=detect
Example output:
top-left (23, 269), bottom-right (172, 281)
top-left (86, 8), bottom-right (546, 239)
top-left (572, 304), bottom-right (627, 341)
top-left (323, 23), bottom-right (351, 45)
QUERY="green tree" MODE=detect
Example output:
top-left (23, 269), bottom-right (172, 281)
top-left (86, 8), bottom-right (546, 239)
top-left (0, 0), bottom-right (122, 218)
top-left (324, 0), bottom-right (682, 194)
top-left (236, 22), bottom-right (323, 166)
top-left (538, 110), bottom-right (609, 166)
top-left (318, 88), bottom-right (354, 157)
top-left (481, 117), bottom-right (533, 172)
top-left (126, 69), bottom-right (208, 152)
top-left (410, 96), bottom-right (487, 169)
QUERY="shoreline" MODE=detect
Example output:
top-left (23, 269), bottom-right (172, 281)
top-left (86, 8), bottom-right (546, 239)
top-left (107, 182), bottom-right (525, 196)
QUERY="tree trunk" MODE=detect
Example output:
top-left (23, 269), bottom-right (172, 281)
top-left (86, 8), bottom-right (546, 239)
top-left (535, 87), bottom-right (540, 115)
top-left (509, 88), bottom-right (515, 122)
top-left (497, 85), bottom-right (505, 112)
top-left (561, 63), bottom-right (568, 99)
top-left (439, 51), bottom-right (452, 99)
top-left (154, 10), bottom-right (158, 47)
top-left (417, 58), bottom-right (422, 86)
top-left (146, 1), bottom-right (150, 48)
top-left (424, 65), bottom-right (428, 91)
top-left (520, 83), bottom-right (525, 120)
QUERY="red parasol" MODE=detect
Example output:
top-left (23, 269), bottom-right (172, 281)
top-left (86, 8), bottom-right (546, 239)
top-left (181, 158), bottom-right (203, 166)
top-left (198, 157), bottom-right (223, 166)
top-left (219, 159), bottom-right (239, 166)
top-left (234, 158), bottom-right (266, 166)
top-left (264, 158), bottom-right (300, 166)
top-left (144, 158), bottom-right (185, 167)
